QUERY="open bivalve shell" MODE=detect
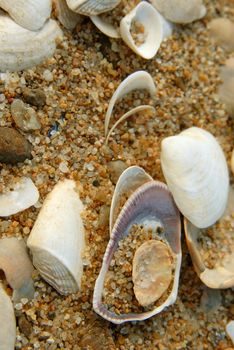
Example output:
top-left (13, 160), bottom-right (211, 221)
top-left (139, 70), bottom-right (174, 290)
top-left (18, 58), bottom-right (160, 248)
top-left (27, 179), bottom-right (85, 295)
top-left (93, 166), bottom-right (181, 324)
top-left (0, 238), bottom-right (35, 302)
top-left (66, 0), bottom-right (121, 16)
top-left (0, 0), bottom-right (51, 31)
top-left (0, 11), bottom-right (63, 72)
top-left (0, 177), bottom-right (39, 217)
top-left (149, 0), bottom-right (206, 24)
top-left (105, 71), bottom-right (156, 143)
top-left (161, 127), bottom-right (229, 228)
top-left (120, 2), bottom-right (172, 59)
top-left (0, 284), bottom-right (16, 350)
top-left (184, 184), bottom-right (234, 289)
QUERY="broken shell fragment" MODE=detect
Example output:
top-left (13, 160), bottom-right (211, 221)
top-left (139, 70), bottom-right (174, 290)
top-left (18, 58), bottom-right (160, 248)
top-left (66, 0), bottom-right (121, 16)
top-left (120, 2), bottom-right (163, 59)
top-left (93, 166), bottom-right (181, 324)
top-left (0, 0), bottom-right (52, 31)
top-left (27, 180), bottom-right (85, 295)
top-left (132, 240), bottom-right (173, 307)
top-left (0, 11), bottom-right (63, 72)
top-left (161, 127), bottom-right (229, 228)
top-left (149, 0), bottom-right (206, 24)
top-left (184, 217), bottom-right (234, 289)
top-left (0, 284), bottom-right (16, 350)
top-left (208, 18), bottom-right (234, 52)
top-left (0, 238), bottom-right (35, 302)
top-left (105, 71), bottom-right (156, 138)
top-left (0, 177), bottom-right (39, 217)
top-left (54, 0), bottom-right (83, 30)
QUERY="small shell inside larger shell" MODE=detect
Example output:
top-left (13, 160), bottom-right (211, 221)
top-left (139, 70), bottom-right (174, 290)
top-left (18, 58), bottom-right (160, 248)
top-left (133, 240), bottom-right (173, 307)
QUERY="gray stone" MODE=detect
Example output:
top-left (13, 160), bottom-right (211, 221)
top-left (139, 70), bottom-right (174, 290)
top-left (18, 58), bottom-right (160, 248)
top-left (11, 99), bottom-right (41, 131)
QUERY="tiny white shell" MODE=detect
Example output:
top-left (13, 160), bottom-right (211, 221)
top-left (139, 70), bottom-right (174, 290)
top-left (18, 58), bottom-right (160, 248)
top-left (149, 0), bottom-right (206, 24)
top-left (27, 180), bottom-right (85, 295)
top-left (0, 0), bottom-right (52, 31)
top-left (120, 2), bottom-right (163, 59)
top-left (0, 177), bottom-right (39, 217)
top-left (105, 71), bottom-right (156, 138)
top-left (0, 11), bottom-right (63, 72)
top-left (66, 0), bottom-right (121, 16)
top-left (54, 0), bottom-right (82, 30)
top-left (161, 127), bottom-right (229, 228)
top-left (0, 284), bottom-right (16, 350)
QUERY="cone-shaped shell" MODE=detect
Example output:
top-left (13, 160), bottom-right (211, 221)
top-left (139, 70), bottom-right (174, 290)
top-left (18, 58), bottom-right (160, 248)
top-left (0, 284), bottom-right (16, 350)
top-left (0, 0), bottom-right (52, 31)
top-left (161, 127), bottom-right (229, 228)
top-left (0, 11), bottom-right (63, 72)
top-left (27, 180), bottom-right (85, 295)
top-left (93, 166), bottom-right (181, 324)
top-left (66, 0), bottom-right (121, 16)
top-left (149, 0), bottom-right (206, 24)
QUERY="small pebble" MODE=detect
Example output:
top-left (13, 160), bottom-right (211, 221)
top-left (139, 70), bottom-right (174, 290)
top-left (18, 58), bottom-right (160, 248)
top-left (0, 127), bottom-right (32, 164)
top-left (11, 99), bottom-right (41, 131)
top-left (18, 315), bottom-right (32, 338)
top-left (22, 88), bottom-right (46, 107)
top-left (107, 160), bottom-right (128, 184)
top-left (43, 70), bottom-right (53, 82)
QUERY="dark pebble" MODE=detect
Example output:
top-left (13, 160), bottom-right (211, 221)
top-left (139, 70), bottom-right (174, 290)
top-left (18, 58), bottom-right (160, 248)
top-left (0, 127), bottom-right (32, 164)
top-left (18, 315), bottom-right (32, 338)
top-left (22, 88), bottom-right (46, 107)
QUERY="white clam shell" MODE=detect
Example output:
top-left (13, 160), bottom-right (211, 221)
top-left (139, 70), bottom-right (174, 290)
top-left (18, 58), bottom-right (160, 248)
top-left (120, 2), bottom-right (164, 59)
top-left (66, 0), bottom-right (121, 16)
top-left (93, 166), bottom-right (181, 324)
top-left (0, 284), bottom-right (16, 350)
top-left (161, 127), bottom-right (229, 228)
top-left (0, 0), bottom-right (51, 31)
top-left (0, 11), bottom-right (63, 72)
top-left (90, 15), bottom-right (120, 38)
top-left (105, 71), bottom-right (156, 139)
top-left (54, 0), bottom-right (82, 30)
top-left (149, 0), bottom-right (206, 24)
top-left (0, 238), bottom-right (35, 303)
top-left (27, 180), bottom-right (85, 295)
top-left (226, 320), bottom-right (234, 344)
top-left (0, 177), bottom-right (39, 217)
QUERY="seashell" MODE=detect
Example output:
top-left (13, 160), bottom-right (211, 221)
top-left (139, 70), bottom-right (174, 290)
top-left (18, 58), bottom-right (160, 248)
top-left (0, 177), bottom-right (39, 217)
top-left (119, 2), bottom-right (171, 59)
top-left (0, 284), bottom-right (16, 350)
top-left (93, 166), bottom-right (181, 324)
top-left (231, 150), bottom-right (234, 175)
top-left (27, 179), bottom-right (85, 295)
top-left (105, 71), bottom-right (156, 140)
top-left (226, 320), bottom-right (234, 344)
top-left (0, 11), bottom-right (63, 72)
top-left (0, 0), bottom-right (52, 31)
top-left (90, 15), bottom-right (120, 38)
top-left (132, 240), bottom-right (174, 307)
top-left (54, 0), bottom-right (83, 30)
top-left (0, 238), bottom-right (35, 302)
top-left (219, 60), bottom-right (234, 117)
top-left (149, 0), bottom-right (206, 24)
top-left (66, 0), bottom-right (121, 16)
top-left (161, 127), bottom-right (229, 228)
top-left (208, 18), bottom-right (234, 52)
top-left (184, 216), bottom-right (234, 289)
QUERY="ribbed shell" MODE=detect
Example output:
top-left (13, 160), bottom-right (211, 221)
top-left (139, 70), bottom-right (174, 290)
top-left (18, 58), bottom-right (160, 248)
top-left (66, 0), bottom-right (121, 16)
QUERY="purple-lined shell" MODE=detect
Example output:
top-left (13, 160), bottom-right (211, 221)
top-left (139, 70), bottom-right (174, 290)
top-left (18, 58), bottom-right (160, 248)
top-left (93, 166), bottom-right (181, 324)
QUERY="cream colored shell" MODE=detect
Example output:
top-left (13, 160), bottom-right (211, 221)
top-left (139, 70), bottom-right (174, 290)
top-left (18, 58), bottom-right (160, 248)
top-left (0, 11), bottom-right (63, 72)
top-left (0, 0), bottom-right (51, 31)
top-left (161, 127), bottom-right (229, 228)
top-left (54, 0), bottom-right (82, 30)
top-left (0, 284), bottom-right (16, 350)
top-left (27, 180), bottom-right (85, 295)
